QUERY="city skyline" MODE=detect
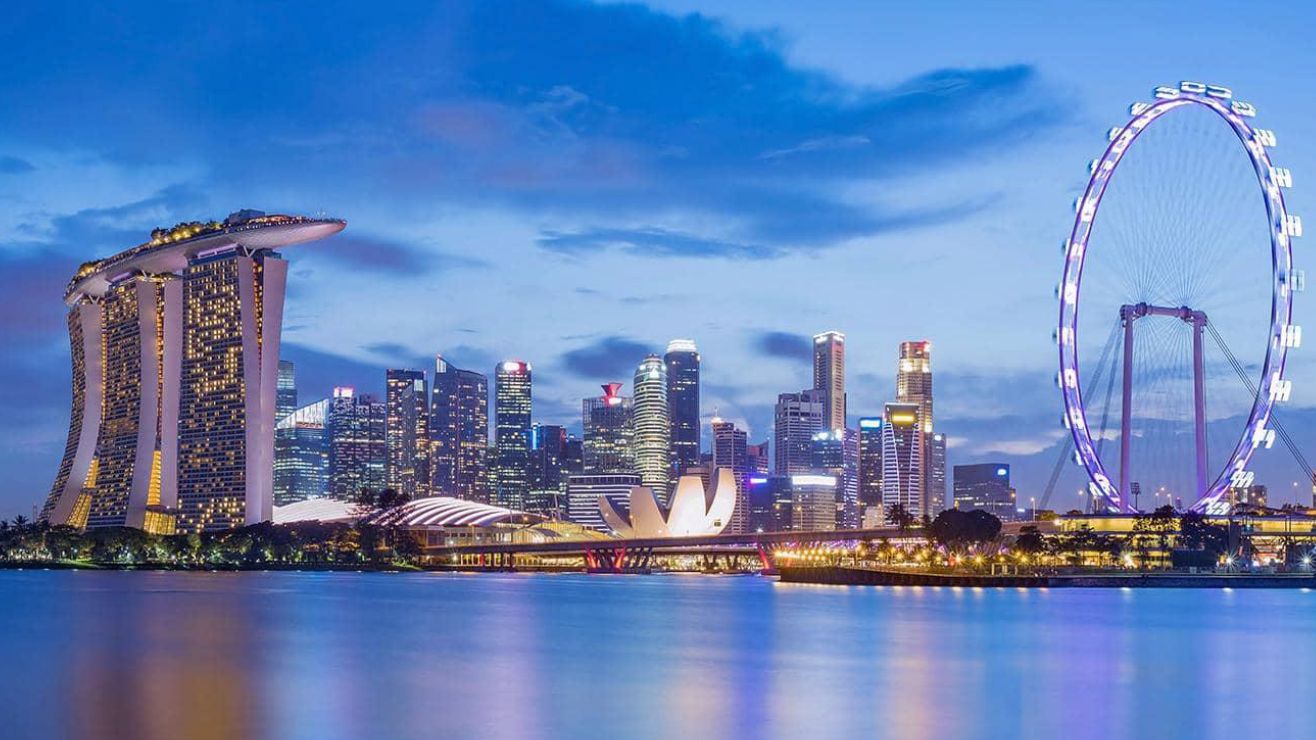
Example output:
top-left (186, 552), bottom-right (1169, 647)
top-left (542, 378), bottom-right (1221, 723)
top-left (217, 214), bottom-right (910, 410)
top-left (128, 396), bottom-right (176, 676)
top-left (4, 1), bottom-right (1316, 518)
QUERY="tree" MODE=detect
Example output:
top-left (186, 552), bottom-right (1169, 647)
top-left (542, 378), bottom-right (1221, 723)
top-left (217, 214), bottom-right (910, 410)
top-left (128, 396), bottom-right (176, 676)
top-left (927, 509), bottom-right (1002, 552)
top-left (1178, 511), bottom-right (1227, 556)
top-left (1014, 525), bottom-right (1046, 555)
top-left (885, 503), bottom-right (917, 533)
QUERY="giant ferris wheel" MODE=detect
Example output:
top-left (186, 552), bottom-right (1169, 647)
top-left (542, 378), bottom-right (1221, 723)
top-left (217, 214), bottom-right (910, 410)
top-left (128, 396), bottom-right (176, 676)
top-left (1057, 82), bottom-right (1302, 514)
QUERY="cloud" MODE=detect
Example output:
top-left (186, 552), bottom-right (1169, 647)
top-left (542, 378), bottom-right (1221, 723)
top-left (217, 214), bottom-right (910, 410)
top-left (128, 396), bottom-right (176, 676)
top-left (539, 227), bottom-right (779, 260)
top-left (559, 336), bottom-right (653, 380)
top-left (303, 233), bottom-right (487, 276)
top-left (0, 155), bottom-right (35, 174)
top-left (752, 330), bottom-right (810, 361)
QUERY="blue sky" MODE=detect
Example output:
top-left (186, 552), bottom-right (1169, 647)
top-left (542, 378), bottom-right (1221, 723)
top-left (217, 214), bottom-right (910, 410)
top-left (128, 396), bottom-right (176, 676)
top-left (3, 0), bottom-right (1316, 517)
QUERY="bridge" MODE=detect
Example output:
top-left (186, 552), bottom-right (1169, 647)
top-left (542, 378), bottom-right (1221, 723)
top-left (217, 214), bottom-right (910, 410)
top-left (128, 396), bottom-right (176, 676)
top-left (424, 521), bottom-right (1050, 573)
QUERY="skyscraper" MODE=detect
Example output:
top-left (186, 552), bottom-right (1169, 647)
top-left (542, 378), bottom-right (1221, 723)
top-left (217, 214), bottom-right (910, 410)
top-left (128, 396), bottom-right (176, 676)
top-left (583, 383), bottom-right (634, 474)
top-left (953, 463), bottom-right (1015, 521)
top-left (747, 441), bottom-right (770, 477)
top-left (429, 356), bottom-right (489, 502)
top-left (881, 402), bottom-right (924, 518)
top-left (812, 330), bottom-right (846, 430)
top-left (929, 432), bottom-right (947, 514)
top-left (711, 417), bottom-right (749, 534)
top-left (811, 428), bottom-right (859, 528)
top-left (41, 210), bottom-right (345, 533)
top-left (896, 340), bottom-right (942, 515)
top-left (494, 361), bottom-right (532, 510)
top-left (633, 354), bottom-right (671, 500)
top-left (327, 387), bottom-right (387, 500)
top-left (773, 389), bottom-right (825, 475)
top-left (529, 423), bottom-right (568, 516)
top-left (665, 339), bottom-right (700, 481)
top-left (274, 399), bottom-right (328, 505)
top-left (385, 368), bottom-right (429, 500)
top-left (276, 360), bottom-right (298, 424)
top-left (857, 417), bottom-right (884, 525)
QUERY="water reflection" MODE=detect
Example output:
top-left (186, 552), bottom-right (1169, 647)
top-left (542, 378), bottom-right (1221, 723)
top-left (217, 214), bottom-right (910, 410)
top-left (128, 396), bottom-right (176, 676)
top-left (1, 571), bottom-right (1314, 739)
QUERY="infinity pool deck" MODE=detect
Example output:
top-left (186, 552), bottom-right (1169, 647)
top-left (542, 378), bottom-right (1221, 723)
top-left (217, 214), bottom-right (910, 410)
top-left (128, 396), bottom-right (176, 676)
top-left (779, 566), bottom-right (1316, 589)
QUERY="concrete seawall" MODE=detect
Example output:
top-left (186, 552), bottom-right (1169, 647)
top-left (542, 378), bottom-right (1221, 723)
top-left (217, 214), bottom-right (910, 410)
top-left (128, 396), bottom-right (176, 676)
top-left (779, 566), bottom-right (1316, 589)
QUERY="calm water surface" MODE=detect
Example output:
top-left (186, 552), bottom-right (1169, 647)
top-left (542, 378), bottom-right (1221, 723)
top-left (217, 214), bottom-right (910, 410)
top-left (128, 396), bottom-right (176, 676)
top-left (2, 570), bottom-right (1313, 739)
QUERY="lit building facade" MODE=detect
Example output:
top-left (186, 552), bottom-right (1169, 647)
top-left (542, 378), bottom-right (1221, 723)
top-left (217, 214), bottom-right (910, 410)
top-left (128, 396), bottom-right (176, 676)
top-left (274, 399), bottom-right (328, 505)
top-left (953, 463), bottom-right (1015, 521)
top-left (774, 389), bottom-right (825, 475)
top-left (429, 356), bottom-right (488, 502)
top-left (791, 474), bottom-right (838, 531)
top-left (857, 417), bottom-right (883, 525)
top-left (529, 423), bottom-right (568, 516)
top-left (881, 402), bottom-right (924, 517)
top-left (664, 339), bottom-right (701, 481)
top-left (711, 418), bottom-right (749, 534)
top-left (493, 361), bottom-right (532, 510)
top-left (812, 330), bottom-right (846, 430)
top-left (276, 360), bottom-right (297, 424)
top-left (583, 383), bottom-right (634, 474)
top-left (41, 210), bottom-right (344, 532)
top-left (633, 355), bottom-right (671, 500)
top-left (385, 368), bottom-right (429, 499)
top-left (566, 473), bottom-right (640, 531)
top-left (327, 387), bottom-right (387, 500)
top-left (897, 340), bottom-right (943, 515)
top-left (811, 428), bottom-right (859, 528)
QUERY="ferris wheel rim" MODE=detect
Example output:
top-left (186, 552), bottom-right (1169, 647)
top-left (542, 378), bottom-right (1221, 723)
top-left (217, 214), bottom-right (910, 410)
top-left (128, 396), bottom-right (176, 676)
top-left (1056, 84), bottom-right (1297, 514)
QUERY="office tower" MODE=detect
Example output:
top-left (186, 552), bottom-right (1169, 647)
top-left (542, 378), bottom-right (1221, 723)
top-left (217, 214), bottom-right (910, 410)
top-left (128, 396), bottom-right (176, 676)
top-left (566, 473), bottom-right (641, 531)
top-left (276, 360), bottom-right (297, 424)
top-left (747, 475), bottom-right (785, 532)
top-left (385, 369), bottom-right (429, 500)
top-left (857, 418), bottom-right (884, 526)
top-left (529, 423), bottom-right (568, 516)
top-left (562, 435), bottom-right (584, 477)
top-left (881, 402), bottom-right (924, 518)
top-left (633, 355), bottom-right (671, 500)
top-left (42, 211), bottom-right (343, 532)
top-left (494, 361), bottom-right (532, 509)
top-left (929, 432), bottom-right (947, 514)
top-left (812, 330), bottom-right (846, 430)
top-left (327, 388), bottom-right (387, 500)
top-left (811, 428), bottom-right (859, 528)
top-left (773, 389), bottom-right (825, 475)
top-left (430, 356), bottom-right (489, 502)
top-left (583, 383), bottom-right (634, 474)
top-left (274, 399), bottom-right (328, 505)
top-left (711, 418), bottom-right (749, 534)
top-left (747, 441), bottom-right (770, 477)
top-left (953, 463), bottom-right (1015, 521)
top-left (791, 474), bottom-right (838, 531)
top-left (665, 339), bottom-right (701, 481)
top-left (896, 340), bottom-right (941, 515)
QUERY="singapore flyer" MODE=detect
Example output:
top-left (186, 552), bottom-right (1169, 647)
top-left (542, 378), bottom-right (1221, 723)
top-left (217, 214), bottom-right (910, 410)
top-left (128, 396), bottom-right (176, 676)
top-left (1057, 82), bottom-right (1301, 514)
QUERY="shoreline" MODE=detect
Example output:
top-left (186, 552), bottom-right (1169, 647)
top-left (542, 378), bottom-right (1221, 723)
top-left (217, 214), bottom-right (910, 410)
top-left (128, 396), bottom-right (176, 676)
top-left (778, 566), bottom-right (1316, 589)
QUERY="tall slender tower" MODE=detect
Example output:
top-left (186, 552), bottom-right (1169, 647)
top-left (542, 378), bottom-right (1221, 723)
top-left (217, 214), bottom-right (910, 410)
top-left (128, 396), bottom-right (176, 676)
top-left (711, 417), bottom-right (749, 534)
top-left (494, 361), bottom-right (532, 509)
top-left (385, 368), bottom-right (429, 499)
top-left (633, 355), bottom-right (671, 500)
top-left (327, 387), bottom-right (387, 500)
top-left (42, 211), bottom-right (343, 532)
top-left (276, 360), bottom-right (297, 424)
top-left (896, 340), bottom-right (941, 515)
top-left (430, 356), bottom-right (489, 502)
top-left (664, 339), bottom-right (700, 481)
top-left (881, 402), bottom-right (923, 517)
top-left (813, 330), bottom-right (846, 430)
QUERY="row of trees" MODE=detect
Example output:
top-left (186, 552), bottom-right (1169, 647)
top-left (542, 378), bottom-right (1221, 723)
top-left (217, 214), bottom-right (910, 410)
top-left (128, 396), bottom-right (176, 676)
top-left (0, 518), bottom-right (424, 567)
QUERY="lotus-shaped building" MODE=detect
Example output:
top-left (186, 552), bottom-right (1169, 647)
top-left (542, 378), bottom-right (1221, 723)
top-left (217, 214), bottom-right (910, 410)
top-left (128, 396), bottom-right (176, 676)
top-left (599, 469), bottom-right (736, 538)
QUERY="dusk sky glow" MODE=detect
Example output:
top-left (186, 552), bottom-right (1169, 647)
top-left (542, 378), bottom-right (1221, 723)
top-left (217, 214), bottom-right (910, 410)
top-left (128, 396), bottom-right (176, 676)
top-left (4, 0), bottom-right (1316, 517)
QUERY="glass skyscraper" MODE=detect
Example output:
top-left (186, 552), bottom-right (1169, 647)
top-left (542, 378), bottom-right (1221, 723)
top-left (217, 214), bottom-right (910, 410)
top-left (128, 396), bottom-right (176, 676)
top-left (711, 417), bottom-right (748, 534)
top-left (633, 354), bottom-right (671, 501)
top-left (429, 356), bottom-right (488, 502)
top-left (327, 387), bottom-right (387, 500)
top-left (494, 361), bottom-right (532, 510)
top-left (857, 417), bottom-right (884, 525)
top-left (773, 389), bottom-right (825, 475)
top-left (385, 368), bottom-right (429, 500)
top-left (274, 399), bottom-right (328, 505)
top-left (583, 382), bottom-right (634, 475)
top-left (896, 340), bottom-right (944, 515)
top-left (276, 360), bottom-right (297, 424)
top-left (664, 339), bottom-right (700, 482)
top-left (881, 402), bottom-right (924, 517)
top-left (812, 330), bottom-right (846, 430)
top-left (953, 463), bottom-right (1015, 521)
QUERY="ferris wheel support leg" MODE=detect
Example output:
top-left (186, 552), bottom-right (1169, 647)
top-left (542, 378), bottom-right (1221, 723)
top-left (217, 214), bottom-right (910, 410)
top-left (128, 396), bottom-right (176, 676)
top-left (1120, 309), bottom-right (1135, 508)
top-left (1192, 314), bottom-right (1209, 503)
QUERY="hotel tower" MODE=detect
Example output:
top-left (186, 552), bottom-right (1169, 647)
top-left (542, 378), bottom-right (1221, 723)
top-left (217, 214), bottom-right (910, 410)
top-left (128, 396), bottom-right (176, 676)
top-left (40, 210), bottom-right (345, 533)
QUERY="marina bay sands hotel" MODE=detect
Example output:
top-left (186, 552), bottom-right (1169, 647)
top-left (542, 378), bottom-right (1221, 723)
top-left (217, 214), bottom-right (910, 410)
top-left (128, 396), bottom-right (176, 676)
top-left (39, 210), bottom-right (345, 534)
